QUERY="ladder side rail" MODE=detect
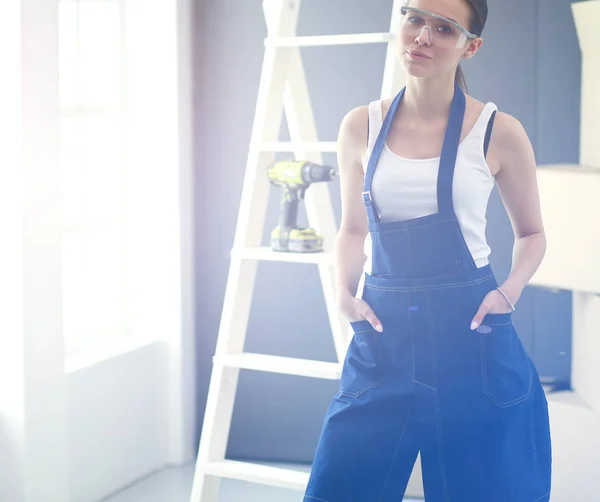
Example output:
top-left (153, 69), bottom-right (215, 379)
top-left (380, 0), bottom-right (406, 99)
top-left (190, 1), bottom-right (302, 500)
top-left (191, 1), bottom-right (402, 499)
top-left (282, 57), bottom-right (349, 361)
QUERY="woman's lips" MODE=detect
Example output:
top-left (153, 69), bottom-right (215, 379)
top-left (407, 50), bottom-right (431, 60)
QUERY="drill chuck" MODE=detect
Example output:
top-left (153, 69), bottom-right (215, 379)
top-left (302, 162), bottom-right (337, 184)
top-left (267, 160), bottom-right (337, 187)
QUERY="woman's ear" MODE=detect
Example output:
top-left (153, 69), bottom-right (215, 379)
top-left (463, 37), bottom-right (483, 60)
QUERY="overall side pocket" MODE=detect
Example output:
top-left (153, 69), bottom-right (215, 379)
top-left (480, 313), bottom-right (533, 408)
top-left (337, 320), bottom-right (383, 399)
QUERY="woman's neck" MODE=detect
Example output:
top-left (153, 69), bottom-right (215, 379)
top-left (401, 74), bottom-right (457, 122)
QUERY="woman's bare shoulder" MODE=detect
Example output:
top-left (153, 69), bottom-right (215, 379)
top-left (339, 104), bottom-right (369, 139)
top-left (337, 104), bottom-right (371, 163)
top-left (484, 106), bottom-right (534, 176)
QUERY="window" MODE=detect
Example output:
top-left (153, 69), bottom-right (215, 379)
top-left (58, 0), bottom-right (131, 358)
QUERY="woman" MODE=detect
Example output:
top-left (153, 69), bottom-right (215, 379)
top-left (303, 1), bottom-right (552, 501)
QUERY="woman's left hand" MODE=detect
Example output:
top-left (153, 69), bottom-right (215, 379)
top-left (470, 289), bottom-right (515, 330)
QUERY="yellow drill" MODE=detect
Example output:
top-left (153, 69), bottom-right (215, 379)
top-left (267, 160), bottom-right (337, 253)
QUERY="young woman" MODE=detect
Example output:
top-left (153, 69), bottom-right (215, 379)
top-left (303, 1), bottom-right (552, 501)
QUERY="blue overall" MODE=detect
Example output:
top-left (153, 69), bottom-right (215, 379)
top-left (304, 85), bottom-right (552, 502)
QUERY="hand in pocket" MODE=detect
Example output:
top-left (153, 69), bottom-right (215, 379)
top-left (339, 294), bottom-right (383, 332)
top-left (470, 288), bottom-right (515, 330)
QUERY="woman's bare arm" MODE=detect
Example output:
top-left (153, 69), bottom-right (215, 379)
top-left (333, 105), bottom-right (383, 331)
top-left (334, 105), bottom-right (369, 299)
top-left (471, 112), bottom-right (547, 327)
top-left (493, 112), bottom-right (546, 305)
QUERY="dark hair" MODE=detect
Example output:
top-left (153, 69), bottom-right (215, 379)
top-left (456, 0), bottom-right (488, 94)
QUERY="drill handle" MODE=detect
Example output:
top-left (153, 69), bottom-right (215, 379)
top-left (279, 187), bottom-right (305, 229)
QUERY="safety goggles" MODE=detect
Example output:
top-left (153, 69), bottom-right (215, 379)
top-left (399, 6), bottom-right (479, 49)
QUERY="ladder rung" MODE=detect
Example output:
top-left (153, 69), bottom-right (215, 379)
top-left (265, 32), bottom-right (394, 47)
top-left (259, 141), bottom-right (338, 153)
top-left (232, 246), bottom-right (334, 265)
top-left (215, 353), bottom-right (342, 380)
top-left (202, 460), bottom-right (309, 491)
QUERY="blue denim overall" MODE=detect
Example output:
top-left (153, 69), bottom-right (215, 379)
top-left (304, 84), bottom-right (552, 502)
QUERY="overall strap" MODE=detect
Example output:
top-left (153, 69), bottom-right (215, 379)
top-left (362, 84), bottom-right (466, 222)
top-left (436, 83), bottom-right (467, 214)
top-left (362, 87), bottom-right (405, 224)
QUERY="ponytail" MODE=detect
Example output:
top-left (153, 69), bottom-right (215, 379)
top-left (455, 64), bottom-right (469, 94)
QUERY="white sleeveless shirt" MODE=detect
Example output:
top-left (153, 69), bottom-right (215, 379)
top-left (362, 100), bottom-right (498, 274)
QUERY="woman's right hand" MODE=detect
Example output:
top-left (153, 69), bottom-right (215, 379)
top-left (339, 293), bottom-right (383, 332)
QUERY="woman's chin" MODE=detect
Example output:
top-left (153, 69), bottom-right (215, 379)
top-left (400, 65), bottom-right (432, 79)
top-left (398, 58), bottom-right (432, 77)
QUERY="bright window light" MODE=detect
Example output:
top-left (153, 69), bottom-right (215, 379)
top-left (58, 0), bottom-right (131, 358)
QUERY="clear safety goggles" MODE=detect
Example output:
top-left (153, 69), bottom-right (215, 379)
top-left (399, 6), bottom-right (479, 49)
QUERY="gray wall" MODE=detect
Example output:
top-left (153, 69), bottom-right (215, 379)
top-left (193, 0), bottom-right (582, 463)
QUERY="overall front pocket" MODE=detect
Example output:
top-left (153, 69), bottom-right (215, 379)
top-left (337, 320), bottom-right (383, 399)
top-left (480, 313), bottom-right (533, 408)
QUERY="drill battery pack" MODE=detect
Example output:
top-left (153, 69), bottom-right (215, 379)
top-left (270, 226), bottom-right (324, 253)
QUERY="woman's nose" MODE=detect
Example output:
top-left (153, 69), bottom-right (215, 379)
top-left (415, 25), bottom-right (433, 46)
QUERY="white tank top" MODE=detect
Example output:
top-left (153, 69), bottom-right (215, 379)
top-left (362, 100), bottom-right (498, 274)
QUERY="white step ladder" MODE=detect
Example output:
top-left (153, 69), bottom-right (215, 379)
top-left (190, 1), bottom-right (405, 500)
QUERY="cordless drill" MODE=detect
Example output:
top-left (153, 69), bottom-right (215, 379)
top-left (266, 160), bottom-right (338, 253)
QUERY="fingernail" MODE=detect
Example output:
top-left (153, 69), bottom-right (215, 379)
top-left (470, 321), bottom-right (478, 330)
top-left (375, 325), bottom-right (383, 332)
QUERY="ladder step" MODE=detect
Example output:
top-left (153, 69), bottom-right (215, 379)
top-left (259, 141), bottom-right (338, 153)
top-left (202, 460), bottom-right (309, 491)
top-left (215, 353), bottom-right (342, 380)
top-left (265, 32), bottom-right (393, 47)
top-left (232, 246), bottom-right (334, 265)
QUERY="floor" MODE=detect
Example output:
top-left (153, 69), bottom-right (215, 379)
top-left (101, 463), bottom-right (424, 502)
top-left (98, 391), bottom-right (598, 502)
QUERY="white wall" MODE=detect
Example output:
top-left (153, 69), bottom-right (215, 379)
top-left (0, 0), bottom-right (70, 501)
top-left (67, 342), bottom-right (168, 502)
top-left (0, 3), bottom-right (27, 500)
top-left (547, 392), bottom-right (600, 502)
top-left (123, 0), bottom-right (196, 467)
top-left (64, 0), bottom-right (197, 498)
top-left (0, 0), bottom-right (196, 500)
top-left (529, 4), bottom-right (600, 501)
